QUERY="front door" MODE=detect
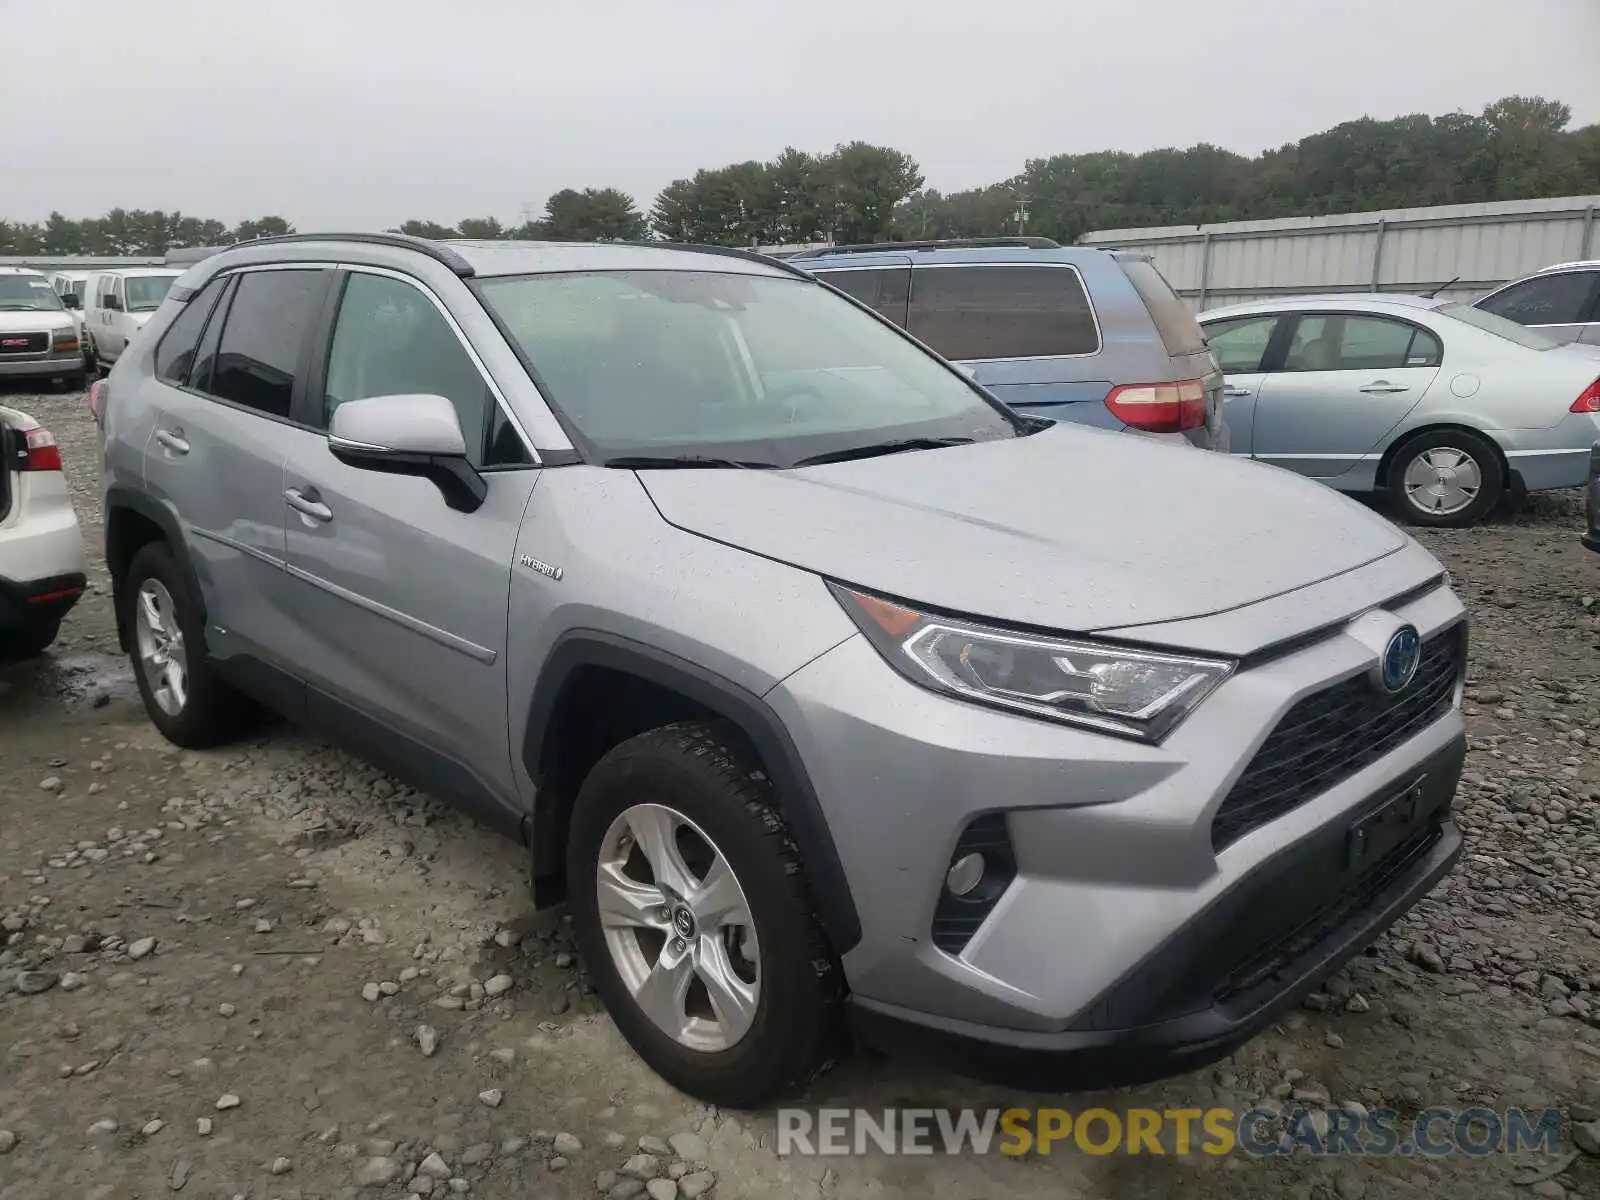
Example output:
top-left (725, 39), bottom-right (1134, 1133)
top-left (139, 267), bottom-right (334, 704)
top-left (277, 267), bottom-right (540, 828)
top-left (1250, 313), bottom-right (1442, 479)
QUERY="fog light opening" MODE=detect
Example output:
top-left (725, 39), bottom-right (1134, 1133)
top-left (945, 852), bottom-right (986, 897)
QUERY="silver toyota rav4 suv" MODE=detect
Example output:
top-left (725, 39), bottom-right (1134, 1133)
top-left (99, 234), bottom-right (1468, 1107)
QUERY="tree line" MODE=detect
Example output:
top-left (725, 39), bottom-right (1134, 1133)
top-left (4, 95), bottom-right (1595, 257)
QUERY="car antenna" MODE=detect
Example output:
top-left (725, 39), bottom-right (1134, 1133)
top-left (1423, 276), bottom-right (1460, 299)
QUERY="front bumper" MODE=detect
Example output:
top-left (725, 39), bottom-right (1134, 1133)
top-left (0, 349), bottom-right (86, 380)
top-left (849, 739), bottom-right (1463, 1090)
top-left (768, 566), bottom-right (1467, 1084)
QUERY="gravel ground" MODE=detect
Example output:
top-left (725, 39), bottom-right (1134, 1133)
top-left (2, 383), bottom-right (1599, 1200)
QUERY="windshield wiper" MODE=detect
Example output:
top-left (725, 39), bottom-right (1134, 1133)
top-left (790, 436), bottom-right (976, 468)
top-left (602, 454), bottom-right (778, 470)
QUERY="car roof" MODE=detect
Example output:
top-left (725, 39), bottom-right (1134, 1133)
top-left (1199, 294), bottom-right (1451, 321)
top-left (103, 267), bottom-right (183, 279)
top-left (0, 266), bottom-right (47, 277)
top-left (1534, 260), bottom-right (1600, 273)
top-left (192, 233), bottom-right (800, 282)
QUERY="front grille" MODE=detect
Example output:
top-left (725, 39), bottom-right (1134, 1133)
top-left (1211, 623), bottom-right (1464, 851)
top-left (0, 331), bottom-right (49, 356)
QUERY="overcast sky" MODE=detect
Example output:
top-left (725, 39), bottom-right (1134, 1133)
top-left (4, 0), bottom-right (1597, 230)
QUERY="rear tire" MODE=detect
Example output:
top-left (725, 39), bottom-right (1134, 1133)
top-left (121, 541), bottom-right (256, 747)
top-left (566, 720), bottom-right (844, 1108)
top-left (1388, 429), bottom-right (1504, 528)
top-left (56, 371), bottom-right (87, 393)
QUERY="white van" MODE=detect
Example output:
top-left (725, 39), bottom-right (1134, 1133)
top-left (47, 272), bottom-right (94, 367)
top-left (83, 268), bottom-right (181, 371)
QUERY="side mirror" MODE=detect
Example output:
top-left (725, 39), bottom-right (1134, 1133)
top-left (105, 295), bottom-right (122, 312)
top-left (61, 293), bottom-right (80, 309)
top-left (327, 393), bottom-right (486, 513)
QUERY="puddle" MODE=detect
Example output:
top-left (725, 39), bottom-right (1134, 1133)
top-left (0, 650), bottom-right (137, 717)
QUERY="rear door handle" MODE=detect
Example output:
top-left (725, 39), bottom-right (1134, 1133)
top-left (1359, 381), bottom-right (1410, 394)
top-left (284, 487), bottom-right (333, 523)
top-left (1222, 386), bottom-right (1252, 398)
top-left (155, 429), bottom-right (190, 455)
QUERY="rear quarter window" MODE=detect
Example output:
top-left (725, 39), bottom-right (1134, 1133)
top-left (1119, 259), bottom-right (1207, 356)
top-left (907, 263), bottom-right (1099, 361)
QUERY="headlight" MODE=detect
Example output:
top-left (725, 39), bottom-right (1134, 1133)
top-left (829, 583), bottom-right (1235, 743)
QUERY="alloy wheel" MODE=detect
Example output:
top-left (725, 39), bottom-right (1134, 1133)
top-left (134, 579), bottom-right (188, 716)
top-left (595, 802), bottom-right (761, 1053)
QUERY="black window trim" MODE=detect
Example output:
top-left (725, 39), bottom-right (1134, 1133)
top-left (905, 261), bottom-right (1104, 362)
top-left (173, 263), bottom-right (337, 433)
top-left (1476, 268), bottom-right (1600, 328)
top-left (306, 263), bottom-right (539, 472)
top-left (152, 273), bottom-right (230, 386)
top-left (1262, 309), bottom-right (1445, 374)
top-left (1198, 312), bottom-right (1288, 375)
top-left (806, 261), bottom-right (912, 327)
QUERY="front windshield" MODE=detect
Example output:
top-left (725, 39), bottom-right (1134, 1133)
top-left (473, 269), bottom-right (1019, 466)
top-left (125, 275), bottom-right (176, 312)
top-left (1440, 303), bottom-right (1560, 350)
top-left (0, 275), bottom-right (65, 312)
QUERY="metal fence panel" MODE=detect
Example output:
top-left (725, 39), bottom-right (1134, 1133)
top-left (1082, 195), bottom-right (1600, 312)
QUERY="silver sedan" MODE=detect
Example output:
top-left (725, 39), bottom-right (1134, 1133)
top-left (1198, 295), bottom-right (1600, 527)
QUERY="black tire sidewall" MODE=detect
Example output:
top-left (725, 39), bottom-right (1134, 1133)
top-left (1392, 431), bottom-right (1504, 527)
top-left (566, 726), bottom-right (838, 1107)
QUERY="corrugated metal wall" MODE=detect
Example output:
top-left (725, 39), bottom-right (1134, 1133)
top-left (1081, 195), bottom-right (1600, 312)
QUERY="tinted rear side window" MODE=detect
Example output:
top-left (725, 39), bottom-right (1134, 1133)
top-left (154, 277), bottom-right (227, 385)
top-left (1120, 259), bottom-right (1206, 355)
top-left (814, 266), bottom-right (909, 327)
top-left (908, 264), bottom-right (1099, 360)
top-left (207, 270), bottom-right (331, 419)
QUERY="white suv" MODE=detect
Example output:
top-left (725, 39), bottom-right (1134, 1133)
top-left (0, 406), bottom-right (87, 658)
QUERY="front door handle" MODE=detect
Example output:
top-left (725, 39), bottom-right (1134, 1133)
top-left (1359, 381), bottom-right (1410, 394)
top-left (1222, 386), bottom-right (1252, 398)
top-left (284, 487), bottom-right (333, 523)
top-left (155, 429), bottom-right (190, 455)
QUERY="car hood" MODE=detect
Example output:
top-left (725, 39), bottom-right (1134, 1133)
top-left (638, 425), bottom-right (1410, 634)
top-left (0, 310), bottom-right (74, 333)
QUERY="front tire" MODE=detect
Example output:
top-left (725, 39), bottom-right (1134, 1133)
top-left (1389, 429), bottom-right (1504, 528)
top-left (566, 721), bottom-right (843, 1108)
top-left (122, 541), bottom-right (255, 747)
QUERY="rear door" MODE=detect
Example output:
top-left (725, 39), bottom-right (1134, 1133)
top-left (1198, 312), bottom-right (1288, 456)
top-left (905, 262), bottom-right (1113, 427)
top-left (139, 266), bottom-right (334, 705)
top-left (1250, 312), bottom-right (1442, 479)
top-left (1476, 269), bottom-right (1600, 346)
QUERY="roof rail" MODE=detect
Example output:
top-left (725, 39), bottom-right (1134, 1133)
top-left (612, 240), bottom-right (817, 281)
top-left (218, 232), bottom-right (476, 277)
top-left (801, 237), bottom-right (1063, 257)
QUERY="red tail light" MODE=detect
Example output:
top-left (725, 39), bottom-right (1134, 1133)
top-left (22, 428), bottom-right (63, 472)
top-left (1104, 379), bottom-right (1208, 433)
top-left (1573, 378), bottom-right (1600, 414)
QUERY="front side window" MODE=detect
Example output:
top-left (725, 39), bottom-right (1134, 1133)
top-left (474, 269), bottom-right (1019, 465)
top-left (1282, 315), bottom-right (1441, 372)
top-left (1202, 314), bottom-right (1281, 374)
top-left (0, 275), bottom-right (65, 312)
top-left (125, 275), bottom-right (176, 313)
top-left (324, 272), bottom-right (529, 467)
top-left (206, 270), bottom-right (331, 419)
top-left (155, 277), bottom-right (228, 385)
top-left (907, 264), bottom-right (1099, 360)
top-left (1477, 271), bottom-right (1598, 327)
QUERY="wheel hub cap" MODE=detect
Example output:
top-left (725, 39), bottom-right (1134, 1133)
top-left (1403, 446), bottom-right (1481, 516)
top-left (133, 579), bottom-right (188, 717)
top-left (596, 802), bottom-right (761, 1053)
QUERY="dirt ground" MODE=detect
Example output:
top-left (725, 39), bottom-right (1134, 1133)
top-left (3, 383), bottom-right (1599, 1200)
